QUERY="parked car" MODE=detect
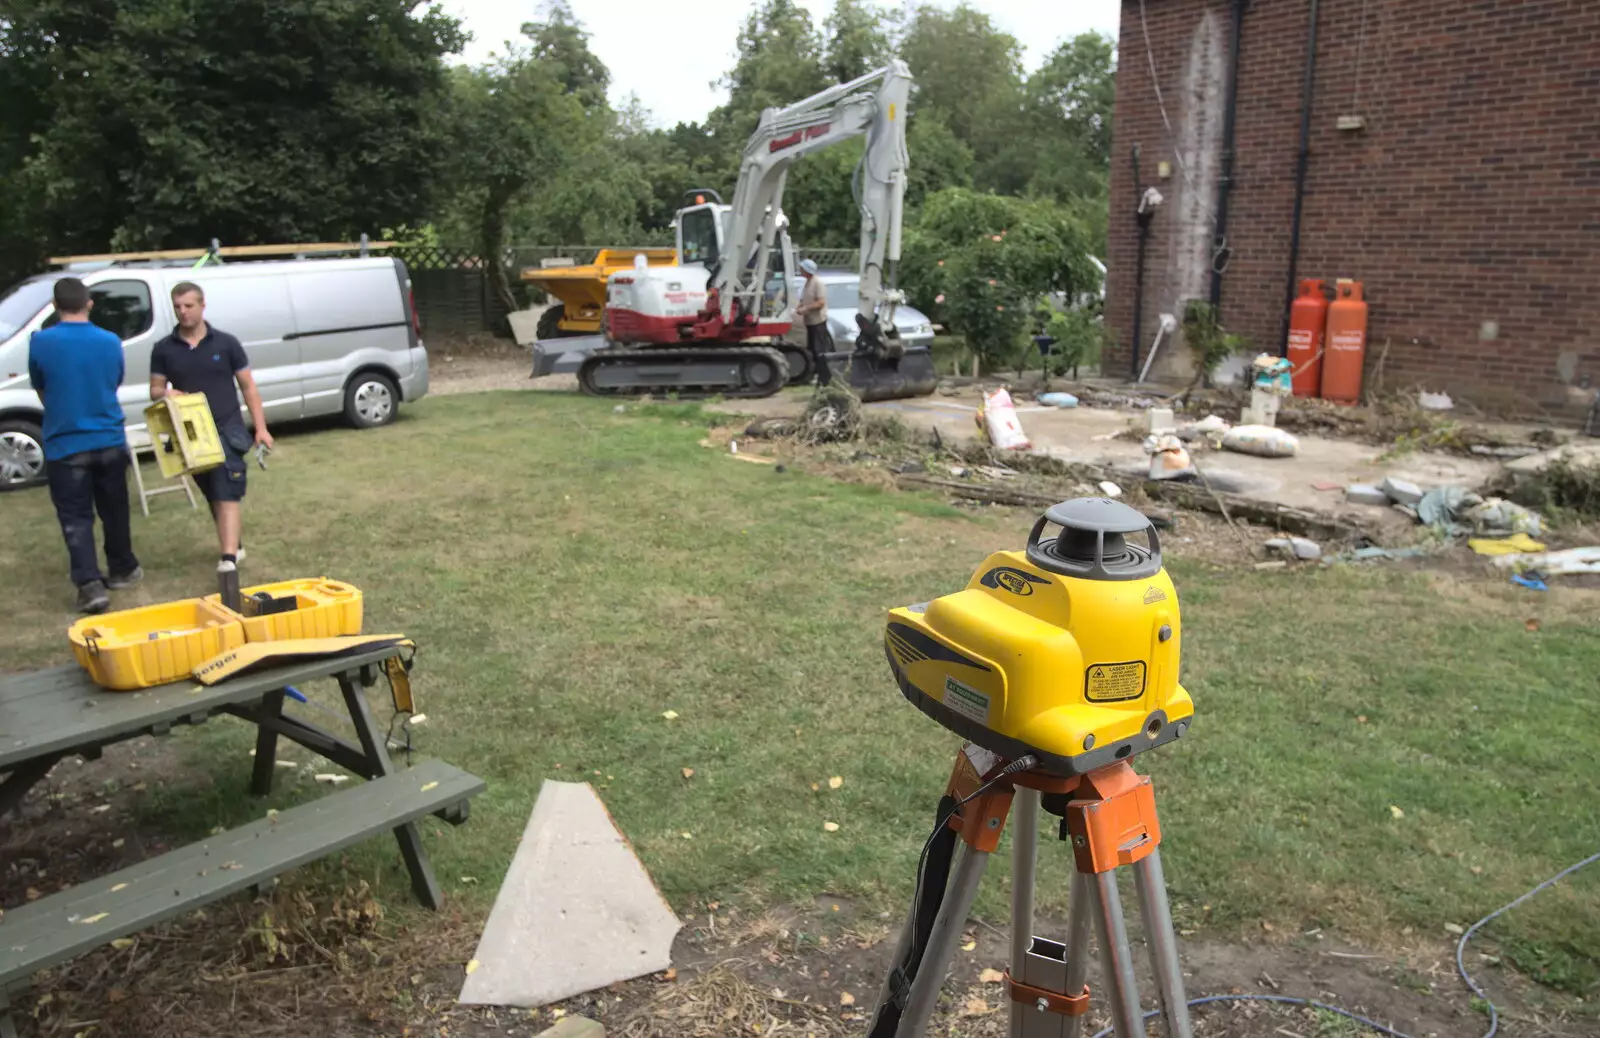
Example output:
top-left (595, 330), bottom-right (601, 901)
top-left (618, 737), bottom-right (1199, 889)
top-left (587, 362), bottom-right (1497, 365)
top-left (773, 270), bottom-right (936, 351)
top-left (0, 256), bottom-right (429, 490)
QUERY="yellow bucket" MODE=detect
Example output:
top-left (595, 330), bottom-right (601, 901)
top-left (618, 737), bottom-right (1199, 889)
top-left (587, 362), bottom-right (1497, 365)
top-left (144, 395), bottom-right (224, 478)
top-left (69, 597), bottom-right (247, 691)
top-left (205, 577), bottom-right (364, 642)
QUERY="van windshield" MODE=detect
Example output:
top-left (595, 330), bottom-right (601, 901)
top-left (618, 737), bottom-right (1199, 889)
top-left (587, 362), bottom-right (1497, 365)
top-left (0, 277), bottom-right (62, 341)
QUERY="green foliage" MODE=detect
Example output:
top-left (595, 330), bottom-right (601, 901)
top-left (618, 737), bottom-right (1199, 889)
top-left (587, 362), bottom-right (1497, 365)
top-left (0, 0), bottom-right (465, 279)
top-left (1038, 303), bottom-right (1107, 380)
top-left (823, 0), bottom-right (891, 82)
top-left (900, 188), bottom-right (1097, 369)
top-left (1182, 299), bottom-right (1251, 384)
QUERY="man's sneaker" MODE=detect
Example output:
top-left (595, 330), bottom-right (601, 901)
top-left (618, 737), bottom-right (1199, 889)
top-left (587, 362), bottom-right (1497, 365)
top-left (106, 566), bottom-right (144, 590)
top-left (77, 581), bottom-right (110, 614)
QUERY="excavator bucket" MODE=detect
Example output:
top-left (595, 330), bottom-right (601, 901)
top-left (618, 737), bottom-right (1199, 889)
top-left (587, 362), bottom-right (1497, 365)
top-left (838, 344), bottom-right (939, 402)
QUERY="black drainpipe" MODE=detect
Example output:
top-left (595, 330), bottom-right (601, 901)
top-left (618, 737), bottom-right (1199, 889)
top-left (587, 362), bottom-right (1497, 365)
top-left (1279, 0), bottom-right (1322, 355)
top-left (1208, 0), bottom-right (1248, 310)
top-left (1130, 143), bottom-right (1151, 380)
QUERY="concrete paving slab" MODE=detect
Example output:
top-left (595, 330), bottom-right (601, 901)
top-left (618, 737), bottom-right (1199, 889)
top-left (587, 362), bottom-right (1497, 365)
top-left (458, 781), bottom-right (680, 1008)
top-left (711, 388), bottom-right (1502, 516)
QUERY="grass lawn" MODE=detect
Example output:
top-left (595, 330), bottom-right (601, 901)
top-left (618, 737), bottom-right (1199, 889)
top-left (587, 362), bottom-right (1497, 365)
top-left (3, 389), bottom-right (1598, 998)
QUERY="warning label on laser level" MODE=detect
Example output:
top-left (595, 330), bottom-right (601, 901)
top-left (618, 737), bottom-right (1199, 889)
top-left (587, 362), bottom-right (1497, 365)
top-left (1084, 661), bottom-right (1147, 703)
top-left (943, 676), bottom-right (991, 724)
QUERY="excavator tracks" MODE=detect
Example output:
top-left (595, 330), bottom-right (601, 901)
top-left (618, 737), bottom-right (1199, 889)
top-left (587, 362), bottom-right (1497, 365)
top-left (577, 345), bottom-right (791, 399)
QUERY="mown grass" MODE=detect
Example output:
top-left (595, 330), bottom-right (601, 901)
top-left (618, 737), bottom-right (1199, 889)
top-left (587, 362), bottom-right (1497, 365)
top-left (2, 389), bottom-right (1597, 995)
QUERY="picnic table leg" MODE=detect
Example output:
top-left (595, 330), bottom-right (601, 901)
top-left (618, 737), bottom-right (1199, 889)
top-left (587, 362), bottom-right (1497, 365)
top-left (249, 689), bottom-right (287, 796)
top-left (0, 986), bottom-right (18, 1038)
top-left (0, 754), bottom-right (62, 820)
top-left (336, 671), bottom-right (444, 910)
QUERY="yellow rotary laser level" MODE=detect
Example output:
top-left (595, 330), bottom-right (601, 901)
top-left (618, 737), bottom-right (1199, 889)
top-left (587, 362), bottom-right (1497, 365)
top-left (884, 497), bottom-right (1194, 776)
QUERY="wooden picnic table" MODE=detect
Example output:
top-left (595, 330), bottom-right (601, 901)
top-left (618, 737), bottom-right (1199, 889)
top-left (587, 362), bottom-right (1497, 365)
top-left (0, 646), bottom-right (485, 1038)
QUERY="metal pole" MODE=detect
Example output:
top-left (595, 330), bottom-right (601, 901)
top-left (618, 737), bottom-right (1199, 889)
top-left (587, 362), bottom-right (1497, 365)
top-left (1010, 789), bottom-right (1040, 1038)
top-left (1133, 850), bottom-right (1194, 1038)
top-left (1011, 789), bottom-right (1040, 970)
top-left (1062, 872), bottom-right (1095, 1038)
top-left (1091, 870), bottom-right (1144, 1038)
top-left (896, 844), bottom-right (992, 1037)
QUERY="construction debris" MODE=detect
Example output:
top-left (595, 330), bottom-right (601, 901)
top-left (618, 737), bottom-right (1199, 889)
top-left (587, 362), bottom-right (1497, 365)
top-left (1265, 537), bottom-right (1322, 561)
top-left (1379, 477), bottom-right (1424, 507)
top-left (1221, 425), bottom-right (1299, 458)
top-left (1491, 545), bottom-right (1600, 576)
top-left (977, 387), bottom-right (1031, 450)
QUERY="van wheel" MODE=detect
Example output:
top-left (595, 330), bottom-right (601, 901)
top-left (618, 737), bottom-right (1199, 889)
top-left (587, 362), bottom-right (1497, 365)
top-left (344, 373), bottom-right (399, 429)
top-left (0, 419), bottom-right (47, 491)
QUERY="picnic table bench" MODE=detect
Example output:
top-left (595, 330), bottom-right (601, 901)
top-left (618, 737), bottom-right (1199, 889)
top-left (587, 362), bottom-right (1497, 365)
top-left (0, 645), bottom-right (485, 1038)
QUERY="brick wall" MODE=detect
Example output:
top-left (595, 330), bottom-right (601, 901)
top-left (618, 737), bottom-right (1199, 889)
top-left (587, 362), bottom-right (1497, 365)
top-left (1105, 0), bottom-right (1600, 416)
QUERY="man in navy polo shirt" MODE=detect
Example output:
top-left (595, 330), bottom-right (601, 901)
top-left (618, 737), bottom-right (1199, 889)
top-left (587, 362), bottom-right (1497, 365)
top-left (29, 277), bottom-right (143, 613)
top-left (149, 281), bottom-right (273, 570)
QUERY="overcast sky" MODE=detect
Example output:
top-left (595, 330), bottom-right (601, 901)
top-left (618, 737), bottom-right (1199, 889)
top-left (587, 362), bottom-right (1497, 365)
top-left (436, 0), bottom-right (1122, 128)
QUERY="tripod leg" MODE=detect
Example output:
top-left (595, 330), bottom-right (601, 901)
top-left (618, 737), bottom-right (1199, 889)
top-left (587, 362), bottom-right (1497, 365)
top-left (1009, 788), bottom-right (1045, 1038)
top-left (1133, 849), bottom-right (1193, 1038)
top-left (1011, 787), bottom-right (1040, 978)
top-left (1091, 870), bottom-right (1146, 1038)
top-left (896, 843), bottom-right (992, 1036)
top-left (1062, 871), bottom-right (1094, 1038)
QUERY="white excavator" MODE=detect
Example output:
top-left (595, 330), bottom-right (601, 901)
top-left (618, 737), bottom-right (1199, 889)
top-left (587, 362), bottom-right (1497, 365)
top-left (530, 60), bottom-right (938, 402)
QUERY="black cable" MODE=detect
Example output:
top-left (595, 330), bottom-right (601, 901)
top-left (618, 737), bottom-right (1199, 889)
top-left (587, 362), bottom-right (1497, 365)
top-left (901, 754), bottom-right (1040, 986)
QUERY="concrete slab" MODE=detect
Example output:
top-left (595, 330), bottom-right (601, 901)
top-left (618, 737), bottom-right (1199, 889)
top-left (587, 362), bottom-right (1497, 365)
top-left (712, 388), bottom-right (1502, 516)
top-left (458, 781), bottom-right (680, 1008)
top-left (1504, 441), bottom-right (1600, 477)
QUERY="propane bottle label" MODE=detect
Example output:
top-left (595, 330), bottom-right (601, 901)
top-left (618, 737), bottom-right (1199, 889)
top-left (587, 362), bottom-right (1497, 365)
top-left (1330, 330), bottom-right (1363, 354)
top-left (1288, 329), bottom-right (1313, 348)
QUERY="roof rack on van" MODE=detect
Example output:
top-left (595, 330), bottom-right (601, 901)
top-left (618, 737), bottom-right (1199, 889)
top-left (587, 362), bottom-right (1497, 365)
top-left (48, 236), bottom-right (397, 269)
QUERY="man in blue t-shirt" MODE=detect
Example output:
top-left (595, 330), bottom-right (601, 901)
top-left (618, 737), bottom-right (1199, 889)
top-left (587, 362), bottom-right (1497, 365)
top-left (28, 277), bottom-right (143, 613)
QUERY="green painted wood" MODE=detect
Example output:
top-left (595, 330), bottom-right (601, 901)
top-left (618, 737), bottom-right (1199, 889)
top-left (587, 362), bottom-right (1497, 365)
top-left (0, 646), bottom-right (404, 771)
top-left (0, 758), bottom-right (484, 988)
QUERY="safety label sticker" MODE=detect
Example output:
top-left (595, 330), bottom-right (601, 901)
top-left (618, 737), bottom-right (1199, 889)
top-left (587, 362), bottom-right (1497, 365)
top-left (1084, 661), bottom-right (1147, 702)
top-left (943, 676), bottom-right (991, 724)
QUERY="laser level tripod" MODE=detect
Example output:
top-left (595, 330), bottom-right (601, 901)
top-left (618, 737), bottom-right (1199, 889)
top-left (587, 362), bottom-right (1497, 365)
top-left (866, 742), bottom-right (1192, 1038)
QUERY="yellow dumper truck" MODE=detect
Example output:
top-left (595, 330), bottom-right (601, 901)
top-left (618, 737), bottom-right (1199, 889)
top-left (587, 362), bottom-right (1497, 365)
top-left (520, 247), bottom-right (677, 340)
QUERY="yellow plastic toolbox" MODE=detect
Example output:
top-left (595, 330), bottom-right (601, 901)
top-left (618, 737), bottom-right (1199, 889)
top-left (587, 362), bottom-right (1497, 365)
top-left (69, 597), bottom-right (247, 691)
top-left (205, 578), bottom-right (364, 642)
top-left (144, 395), bottom-right (224, 478)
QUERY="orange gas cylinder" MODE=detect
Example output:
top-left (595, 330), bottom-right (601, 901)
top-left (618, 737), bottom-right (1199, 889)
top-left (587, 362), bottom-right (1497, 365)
top-left (1320, 279), bottom-right (1368, 405)
top-left (1285, 279), bottom-right (1328, 397)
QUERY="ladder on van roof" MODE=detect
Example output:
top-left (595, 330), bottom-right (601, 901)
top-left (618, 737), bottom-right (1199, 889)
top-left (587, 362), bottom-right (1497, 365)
top-left (48, 236), bottom-right (397, 269)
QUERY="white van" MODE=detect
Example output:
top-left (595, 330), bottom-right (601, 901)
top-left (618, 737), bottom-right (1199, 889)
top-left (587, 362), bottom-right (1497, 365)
top-left (0, 256), bottom-right (429, 489)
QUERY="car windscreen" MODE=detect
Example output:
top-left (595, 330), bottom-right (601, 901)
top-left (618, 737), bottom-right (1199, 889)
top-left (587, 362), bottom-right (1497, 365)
top-left (0, 276), bottom-right (62, 341)
top-left (824, 281), bottom-right (859, 309)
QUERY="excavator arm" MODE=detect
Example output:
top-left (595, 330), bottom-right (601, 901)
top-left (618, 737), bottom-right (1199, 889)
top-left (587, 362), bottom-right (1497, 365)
top-left (710, 61), bottom-right (913, 351)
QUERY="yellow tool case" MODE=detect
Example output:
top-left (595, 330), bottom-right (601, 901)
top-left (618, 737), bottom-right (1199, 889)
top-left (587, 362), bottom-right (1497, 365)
top-left (144, 395), bottom-right (224, 478)
top-left (69, 598), bottom-right (247, 691)
top-left (205, 577), bottom-right (364, 642)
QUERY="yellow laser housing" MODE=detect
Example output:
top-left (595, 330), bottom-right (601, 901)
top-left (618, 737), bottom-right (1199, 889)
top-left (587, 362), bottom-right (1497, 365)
top-left (885, 498), bottom-right (1194, 775)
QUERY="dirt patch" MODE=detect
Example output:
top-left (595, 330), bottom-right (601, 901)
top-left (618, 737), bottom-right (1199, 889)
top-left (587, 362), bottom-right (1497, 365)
top-left (425, 336), bottom-right (575, 397)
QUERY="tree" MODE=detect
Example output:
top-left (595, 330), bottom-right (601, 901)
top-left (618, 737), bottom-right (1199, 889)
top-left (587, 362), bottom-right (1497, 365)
top-left (896, 3), bottom-right (1028, 192)
top-left (1022, 32), bottom-right (1117, 229)
top-left (446, 51), bottom-right (586, 312)
top-left (1027, 33), bottom-right (1117, 171)
top-left (900, 188), bottom-right (1098, 370)
top-left (0, 0), bottom-right (465, 270)
top-left (823, 0), bottom-right (890, 82)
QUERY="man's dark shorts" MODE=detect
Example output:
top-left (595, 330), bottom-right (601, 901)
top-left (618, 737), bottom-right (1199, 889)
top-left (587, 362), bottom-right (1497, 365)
top-left (198, 422), bottom-right (252, 504)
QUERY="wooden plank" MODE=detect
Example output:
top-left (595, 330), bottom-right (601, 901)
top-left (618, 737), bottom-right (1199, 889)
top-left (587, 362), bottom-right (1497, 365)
top-left (47, 241), bottom-right (396, 264)
top-left (0, 646), bottom-right (405, 771)
top-left (0, 759), bottom-right (484, 988)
